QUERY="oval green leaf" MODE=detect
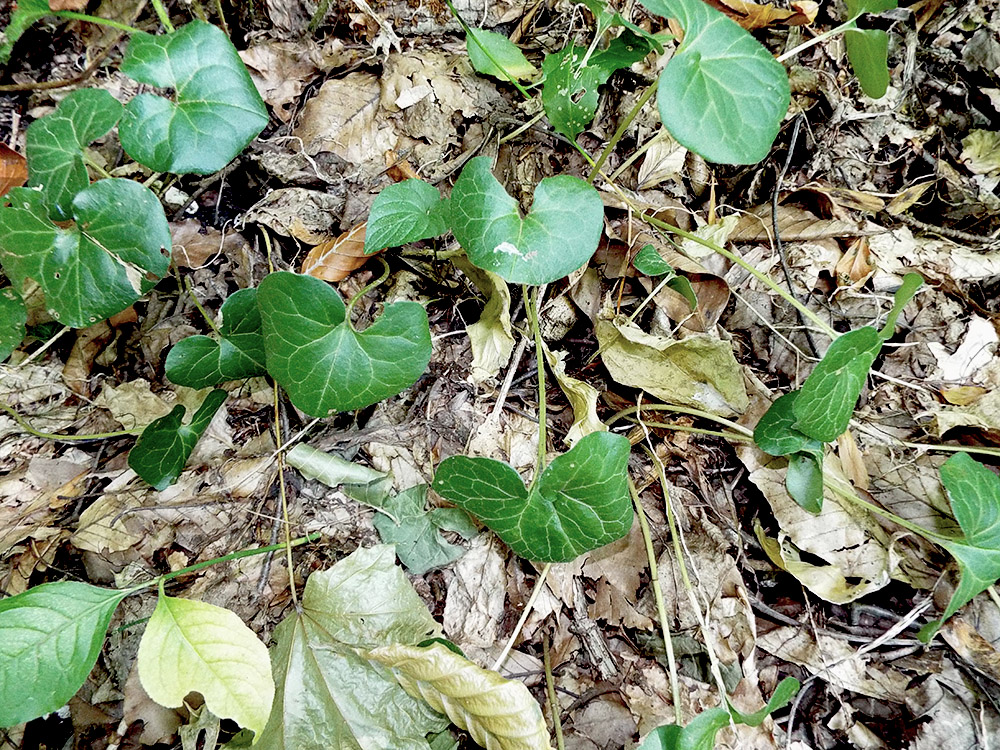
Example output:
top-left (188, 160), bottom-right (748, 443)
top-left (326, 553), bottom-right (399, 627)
top-left (0, 581), bottom-right (128, 727)
top-left (754, 391), bottom-right (822, 457)
top-left (257, 271), bottom-right (432, 417)
top-left (466, 27), bottom-right (537, 81)
top-left (128, 389), bottom-right (227, 490)
top-left (166, 289), bottom-right (266, 388)
top-left (0, 181), bottom-right (171, 329)
top-left (450, 156), bottom-right (604, 285)
top-left (364, 179), bottom-right (450, 255)
top-left (26, 89), bottom-right (123, 220)
top-left (119, 21), bottom-right (269, 174)
top-left (637, 0), bottom-right (790, 164)
top-left (433, 431), bottom-right (633, 562)
top-left (0, 287), bottom-right (27, 362)
top-left (138, 591), bottom-right (274, 739)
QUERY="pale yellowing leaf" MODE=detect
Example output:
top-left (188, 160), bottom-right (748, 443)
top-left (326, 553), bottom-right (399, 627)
top-left (367, 642), bottom-right (553, 750)
top-left (137, 593), bottom-right (275, 741)
top-left (541, 340), bottom-right (606, 446)
top-left (453, 256), bottom-right (515, 383)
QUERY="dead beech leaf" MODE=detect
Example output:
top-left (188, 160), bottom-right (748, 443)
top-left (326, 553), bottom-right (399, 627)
top-left (730, 205), bottom-right (864, 243)
top-left (0, 143), bottom-right (28, 196)
top-left (301, 222), bottom-right (376, 282)
top-left (836, 237), bottom-right (875, 285)
top-left (706, 0), bottom-right (817, 29)
top-left (941, 386), bottom-right (988, 406)
top-left (836, 430), bottom-right (869, 491)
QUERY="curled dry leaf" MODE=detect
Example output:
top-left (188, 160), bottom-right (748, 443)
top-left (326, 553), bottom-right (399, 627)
top-left (705, 0), bottom-right (818, 29)
top-left (0, 143), bottom-right (28, 196)
top-left (301, 222), bottom-right (381, 282)
top-left (367, 642), bottom-right (553, 750)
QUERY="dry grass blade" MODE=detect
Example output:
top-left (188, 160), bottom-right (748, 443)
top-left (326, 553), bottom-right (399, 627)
top-left (301, 221), bottom-right (380, 282)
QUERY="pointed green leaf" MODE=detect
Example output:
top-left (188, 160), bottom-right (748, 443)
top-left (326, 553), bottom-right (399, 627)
top-left (631, 245), bottom-right (697, 310)
top-left (137, 591), bottom-right (274, 739)
top-left (879, 272), bottom-right (922, 339)
top-left (449, 157), bottom-right (604, 285)
top-left (128, 389), bottom-right (227, 490)
top-left (372, 485), bottom-right (478, 575)
top-left (119, 21), bottom-right (269, 174)
top-left (792, 326), bottom-right (883, 442)
top-left (364, 180), bottom-right (450, 254)
top-left (754, 391), bottom-right (822, 457)
top-left (0, 581), bottom-right (128, 727)
top-left (0, 287), bottom-right (27, 362)
top-left (466, 27), bottom-right (537, 81)
top-left (166, 289), bottom-right (266, 388)
top-left (433, 431), bottom-right (632, 562)
top-left (786, 452), bottom-right (824, 514)
top-left (845, 29), bottom-right (890, 99)
top-left (0, 181), bottom-right (171, 329)
top-left (845, 0), bottom-right (897, 12)
top-left (637, 0), bottom-right (790, 164)
top-left (26, 89), bottom-right (123, 220)
top-left (0, 0), bottom-right (51, 64)
top-left (579, 0), bottom-right (666, 46)
top-left (257, 271), bottom-right (432, 417)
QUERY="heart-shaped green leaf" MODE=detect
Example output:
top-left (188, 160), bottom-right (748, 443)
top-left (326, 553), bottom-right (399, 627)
top-left (119, 21), bottom-right (269, 175)
top-left (0, 181), bottom-right (171, 329)
top-left (450, 156), bottom-right (604, 285)
top-left (632, 244), bottom-right (697, 310)
top-left (257, 271), bottom-right (432, 417)
top-left (166, 289), bottom-right (266, 388)
top-left (754, 391), bottom-right (822, 457)
top-left (0, 581), bottom-right (128, 727)
top-left (792, 326), bottom-right (882, 443)
top-left (466, 27), bottom-right (537, 81)
top-left (26, 89), bottom-right (123, 220)
top-left (433, 431), bottom-right (632, 562)
top-left (364, 180), bottom-right (450, 255)
top-left (637, 0), bottom-right (790, 164)
top-left (128, 389), bottom-right (227, 490)
top-left (0, 0), bottom-right (50, 64)
top-left (843, 1), bottom-right (897, 98)
top-left (0, 287), bottom-right (27, 362)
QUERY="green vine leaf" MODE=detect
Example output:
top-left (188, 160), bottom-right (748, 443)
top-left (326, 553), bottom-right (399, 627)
top-left (791, 326), bottom-right (882, 443)
top-left (0, 287), bottom-right (27, 362)
top-left (466, 27), bottom-right (537, 81)
top-left (636, 0), bottom-right (790, 164)
top-left (367, 642), bottom-right (552, 750)
top-left (165, 289), bottom-right (266, 388)
top-left (844, 0), bottom-right (898, 99)
top-left (0, 581), bottom-right (129, 727)
top-left (137, 590), bottom-right (274, 740)
top-left (433, 431), bottom-right (633, 562)
top-left (0, 0), bottom-right (51, 64)
top-left (128, 389), bottom-right (227, 490)
top-left (26, 89), bottom-right (123, 220)
top-left (0, 182), bottom-right (171, 329)
top-left (257, 271), bottom-right (432, 417)
top-left (449, 157), bottom-right (604, 285)
top-left (119, 20), bottom-right (269, 174)
top-left (364, 180), bottom-right (450, 255)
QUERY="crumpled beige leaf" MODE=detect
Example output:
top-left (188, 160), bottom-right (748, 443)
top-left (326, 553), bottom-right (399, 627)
top-left (366, 642), bottom-right (553, 750)
top-left (454, 257), bottom-right (515, 383)
top-left (596, 303), bottom-right (749, 417)
top-left (245, 188), bottom-right (343, 244)
top-left (540, 340), bottom-right (606, 446)
top-left (301, 222), bottom-right (374, 282)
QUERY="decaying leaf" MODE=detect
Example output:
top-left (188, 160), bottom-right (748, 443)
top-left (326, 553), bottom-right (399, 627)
top-left (540, 340), bottom-right (606, 445)
top-left (301, 222), bottom-right (377, 282)
top-left (453, 256), bottom-right (515, 383)
top-left (705, 0), bottom-right (817, 28)
top-left (0, 144), bottom-right (28, 196)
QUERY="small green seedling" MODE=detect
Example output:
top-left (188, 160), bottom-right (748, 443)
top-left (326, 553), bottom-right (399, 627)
top-left (632, 244), bottom-right (697, 312)
top-left (465, 26), bottom-right (537, 81)
top-left (363, 179), bottom-right (451, 255)
top-left (844, 0), bottom-right (898, 99)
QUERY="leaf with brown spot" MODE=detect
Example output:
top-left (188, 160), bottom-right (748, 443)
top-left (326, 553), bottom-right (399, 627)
top-left (301, 222), bottom-right (379, 282)
top-left (0, 144), bottom-right (28, 197)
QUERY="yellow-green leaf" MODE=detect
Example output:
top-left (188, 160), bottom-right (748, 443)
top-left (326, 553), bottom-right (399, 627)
top-left (137, 593), bottom-right (274, 740)
top-left (367, 642), bottom-right (553, 750)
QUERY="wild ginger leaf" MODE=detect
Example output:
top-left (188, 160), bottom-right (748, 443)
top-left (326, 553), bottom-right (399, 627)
top-left (364, 180), bottom-right (450, 255)
top-left (754, 391), bottom-right (822, 457)
top-left (785, 452), bottom-right (824, 514)
top-left (843, 1), bottom-right (897, 98)
top-left (137, 591), bottom-right (274, 740)
top-left (0, 582), bottom-right (128, 727)
top-left (0, 287), bottom-right (27, 362)
top-left (366, 642), bottom-right (552, 750)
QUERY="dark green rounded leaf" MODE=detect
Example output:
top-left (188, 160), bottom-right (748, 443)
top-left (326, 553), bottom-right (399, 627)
top-left (632, 244), bottom-right (673, 276)
top-left (128, 389), bottom-right (227, 490)
top-left (845, 29), bottom-right (890, 99)
top-left (433, 431), bottom-right (632, 562)
top-left (450, 157), bottom-right (604, 285)
top-left (364, 180), bottom-right (450, 255)
top-left (0, 581), bottom-right (128, 727)
top-left (166, 289), bottom-right (266, 388)
top-left (638, 0), bottom-right (790, 164)
top-left (0, 181), bottom-right (170, 329)
top-left (0, 287), bottom-right (27, 362)
top-left (257, 272), bottom-right (432, 417)
top-left (119, 21), bottom-right (269, 174)
top-left (754, 391), bottom-right (822, 457)
top-left (941, 452), bottom-right (1000, 549)
top-left (26, 89), bottom-right (123, 220)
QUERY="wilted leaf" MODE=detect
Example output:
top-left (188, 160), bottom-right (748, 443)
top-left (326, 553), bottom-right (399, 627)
top-left (705, 0), bottom-right (817, 29)
top-left (466, 27), bottom-right (537, 81)
top-left (367, 642), bottom-right (552, 750)
top-left (0, 143), bottom-right (28, 197)
top-left (541, 341), bottom-right (607, 445)
top-left (285, 443), bottom-right (389, 487)
top-left (301, 222), bottom-right (372, 282)
top-left (453, 256), bottom-right (515, 383)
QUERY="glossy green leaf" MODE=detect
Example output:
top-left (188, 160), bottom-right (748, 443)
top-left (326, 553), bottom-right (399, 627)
top-left (786, 452), bottom-right (823, 514)
top-left (449, 157), bottom-right (604, 285)
top-left (367, 642), bottom-right (551, 750)
top-left (754, 391), bottom-right (822, 457)
top-left (0, 0), bottom-right (50, 64)
top-left (255, 546), bottom-right (447, 750)
top-left (119, 21), bottom-right (269, 174)
top-left (0, 287), bottom-right (27, 362)
top-left (637, 677), bottom-right (800, 750)
top-left (0, 581), bottom-right (128, 727)
top-left (26, 89), bottom-right (123, 220)
top-left (466, 27), bottom-right (537, 81)
top-left (165, 289), bottom-right (266, 388)
top-left (792, 326), bottom-right (882, 442)
top-left (879, 272), bottom-right (922, 339)
top-left (365, 180), bottom-right (450, 255)
top-left (542, 32), bottom-right (655, 141)
top-left (137, 591), bottom-right (274, 740)
top-left (128, 389), bottom-right (227, 490)
top-left (371, 485), bottom-right (478, 575)
top-left (637, 0), bottom-right (790, 164)
top-left (433, 431), bottom-right (632, 562)
top-left (0, 182), bottom-right (171, 329)
top-left (257, 271), bottom-right (432, 416)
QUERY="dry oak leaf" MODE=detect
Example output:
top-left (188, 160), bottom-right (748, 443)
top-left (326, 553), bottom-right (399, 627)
top-left (301, 222), bottom-right (381, 282)
top-left (0, 144), bottom-right (28, 196)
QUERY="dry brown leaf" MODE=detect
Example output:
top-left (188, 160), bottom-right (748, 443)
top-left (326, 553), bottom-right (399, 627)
top-left (48, 0), bottom-right (88, 10)
top-left (384, 149), bottom-right (419, 181)
top-left (885, 181), bottom-right (934, 215)
top-left (301, 222), bottom-right (378, 282)
top-left (0, 143), bottom-right (28, 196)
top-left (836, 430), bottom-right (869, 491)
top-left (706, 0), bottom-right (817, 28)
top-left (170, 221), bottom-right (247, 268)
top-left (940, 385), bottom-right (988, 405)
top-left (836, 237), bottom-right (875, 285)
top-left (63, 322), bottom-right (114, 396)
top-left (730, 205), bottom-right (864, 243)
